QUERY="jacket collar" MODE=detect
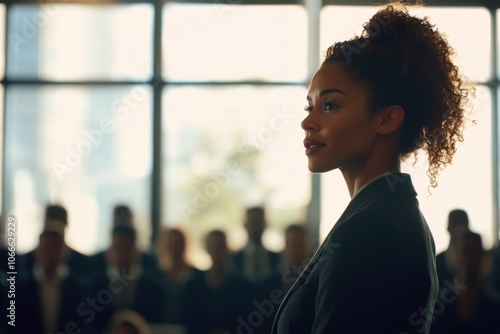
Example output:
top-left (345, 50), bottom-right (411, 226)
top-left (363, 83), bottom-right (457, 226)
top-left (271, 172), bottom-right (417, 333)
top-left (334, 172), bottom-right (417, 228)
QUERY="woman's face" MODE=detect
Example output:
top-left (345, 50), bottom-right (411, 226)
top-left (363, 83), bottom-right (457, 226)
top-left (302, 62), bottom-right (380, 173)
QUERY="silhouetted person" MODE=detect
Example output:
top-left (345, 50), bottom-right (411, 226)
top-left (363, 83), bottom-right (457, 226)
top-left (18, 204), bottom-right (89, 282)
top-left (231, 207), bottom-right (280, 283)
top-left (87, 226), bottom-right (166, 333)
top-left (255, 224), bottom-right (312, 334)
top-left (155, 227), bottom-right (202, 324)
top-left (183, 230), bottom-right (254, 334)
top-left (88, 205), bottom-right (158, 280)
top-left (435, 209), bottom-right (470, 290)
top-left (15, 231), bottom-right (86, 334)
top-left (431, 232), bottom-right (500, 333)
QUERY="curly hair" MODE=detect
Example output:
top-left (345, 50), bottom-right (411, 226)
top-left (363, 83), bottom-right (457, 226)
top-left (323, 2), bottom-right (472, 188)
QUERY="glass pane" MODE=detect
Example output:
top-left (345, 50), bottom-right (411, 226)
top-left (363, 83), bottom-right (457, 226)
top-left (320, 86), bottom-right (493, 253)
top-left (163, 4), bottom-right (307, 82)
top-left (7, 4), bottom-right (153, 80)
top-left (163, 86), bottom-right (310, 268)
top-left (0, 5), bottom-right (6, 79)
top-left (321, 6), bottom-right (491, 82)
top-left (497, 9), bottom-right (500, 80)
top-left (5, 85), bottom-right (152, 254)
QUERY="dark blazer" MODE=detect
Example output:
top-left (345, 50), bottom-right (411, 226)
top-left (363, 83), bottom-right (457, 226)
top-left (18, 246), bottom-right (90, 283)
top-left (86, 273), bottom-right (166, 333)
top-left (182, 271), bottom-right (255, 334)
top-left (231, 246), bottom-right (281, 282)
top-left (13, 275), bottom-right (86, 334)
top-left (88, 250), bottom-right (160, 282)
top-left (272, 173), bottom-right (438, 334)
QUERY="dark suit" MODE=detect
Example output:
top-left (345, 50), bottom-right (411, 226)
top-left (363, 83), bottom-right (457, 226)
top-left (231, 246), bottom-right (281, 282)
top-left (272, 173), bottom-right (438, 334)
top-left (88, 250), bottom-right (160, 282)
top-left (13, 275), bottom-right (86, 334)
top-left (18, 246), bottom-right (90, 283)
top-left (85, 272), bottom-right (166, 333)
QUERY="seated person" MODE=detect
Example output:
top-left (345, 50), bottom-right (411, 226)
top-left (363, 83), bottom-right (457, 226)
top-left (14, 231), bottom-right (86, 334)
top-left (87, 226), bottom-right (166, 333)
top-left (231, 207), bottom-right (281, 283)
top-left (431, 232), bottom-right (500, 334)
top-left (183, 230), bottom-right (254, 334)
top-left (18, 204), bottom-right (89, 282)
top-left (154, 227), bottom-right (202, 324)
top-left (89, 205), bottom-right (158, 281)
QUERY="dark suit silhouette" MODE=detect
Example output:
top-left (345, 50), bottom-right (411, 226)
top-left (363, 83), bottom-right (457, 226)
top-left (272, 173), bottom-right (438, 334)
top-left (18, 246), bottom-right (90, 283)
top-left (13, 275), bottom-right (86, 334)
top-left (87, 250), bottom-right (160, 282)
top-left (231, 247), bottom-right (281, 282)
top-left (85, 273), bottom-right (166, 333)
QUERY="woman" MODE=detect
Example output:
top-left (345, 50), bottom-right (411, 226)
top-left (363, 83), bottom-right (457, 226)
top-left (273, 3), bottom-right (471, 334)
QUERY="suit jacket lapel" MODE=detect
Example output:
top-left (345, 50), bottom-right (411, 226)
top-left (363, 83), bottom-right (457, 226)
top-left (271, 173), bottom-right (417, 333)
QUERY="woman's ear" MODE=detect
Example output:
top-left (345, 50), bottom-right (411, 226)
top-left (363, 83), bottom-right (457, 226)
top-left (377, 105), bottom-right (405, 135)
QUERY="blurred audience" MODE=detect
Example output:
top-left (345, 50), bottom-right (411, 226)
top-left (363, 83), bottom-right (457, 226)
top-left (86, 226), bottom-right (166, 333)
top-left (231, 207), bottom-right (280, 283)
top-left (435, 209), bottom-right (470, 289)
top-left (183, 229), bottom-right (254, 334)
top-left (154, 227), bottom-right (202, 325)
top-left (89, 205), bottom-right (158, 281)
top-left (431, 231), bottom-right (500, 333)
top-left (12, 203), bottom-right (500, 334)
top-left (14, 230), bottom-right (86, 334)
top-left (104, 310), bottom-right (150, 334)
top-left (18, 204), bottom-right (90, 282)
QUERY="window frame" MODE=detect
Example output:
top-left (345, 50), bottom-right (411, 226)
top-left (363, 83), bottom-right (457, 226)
top-left (1, 0), bottom-right (499, 250)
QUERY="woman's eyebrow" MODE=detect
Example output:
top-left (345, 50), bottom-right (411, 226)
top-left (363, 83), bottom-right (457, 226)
top-left (307, 88), bottom-right (348, 101)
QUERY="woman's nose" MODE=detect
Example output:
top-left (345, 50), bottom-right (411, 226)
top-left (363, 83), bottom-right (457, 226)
top-left (301, 112), bottom-right (319, 132)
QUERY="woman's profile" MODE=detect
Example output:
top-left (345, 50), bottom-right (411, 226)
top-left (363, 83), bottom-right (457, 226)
top-left (272, 2), bottom-right (471, 334)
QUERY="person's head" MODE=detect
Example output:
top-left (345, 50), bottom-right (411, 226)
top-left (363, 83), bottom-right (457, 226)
top-left (455, 231), bottom-right (483, 279)
top-left (34, 230), bottom-right (66, 276)
top-left (105, 310), bottom-right (150, 334)
top-left (44, 204), bottom-right (68, 236)
top-left (113, 204), bottom-right (133, 227)
top-left (283, 224), bottom-right (309, 267)
top-left (108, 226), bottom-right (138, 270)
top-left (155, 227), bottom-right (188, 268)
top-left (302, 2), bottom-right (470, 187)
top-left (205, 229), bottom-right (230, 269)
top-left (244, 207), bottom-right (266, 243)
top-left (448, 209), bottom-right (469, 234)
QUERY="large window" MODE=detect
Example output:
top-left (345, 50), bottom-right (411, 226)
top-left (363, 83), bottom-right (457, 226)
top-left (3, 1), bottom-right (500, 262)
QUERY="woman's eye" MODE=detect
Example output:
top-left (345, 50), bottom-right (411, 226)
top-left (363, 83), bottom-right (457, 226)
top-left (323, 101), bottom-right (339, 111)
top-left (304, 105), bottom-right (313, 113)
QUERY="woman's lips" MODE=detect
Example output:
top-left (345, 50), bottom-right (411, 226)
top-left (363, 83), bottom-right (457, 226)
top-left (304, 138), bottom-right (326, 155)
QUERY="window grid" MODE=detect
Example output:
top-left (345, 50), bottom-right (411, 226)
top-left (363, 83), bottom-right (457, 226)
top-left (1, 0), bottom-right (500, 249)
